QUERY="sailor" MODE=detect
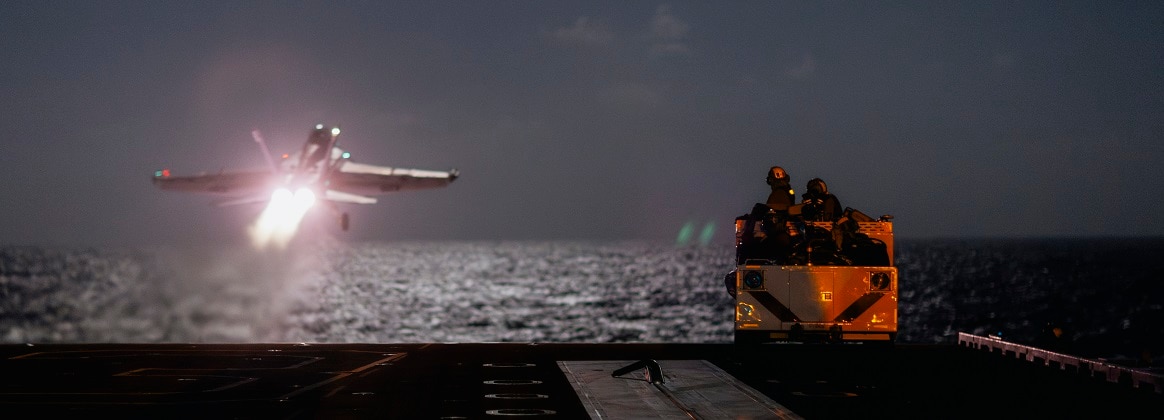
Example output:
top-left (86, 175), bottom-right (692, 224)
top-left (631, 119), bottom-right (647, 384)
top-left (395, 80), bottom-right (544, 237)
top-left (764, 166), bottom-right (795, 211)
top-left (739, 166), bottom-right (796, 263)
top-left (801, 177), bottom-right (843, 222)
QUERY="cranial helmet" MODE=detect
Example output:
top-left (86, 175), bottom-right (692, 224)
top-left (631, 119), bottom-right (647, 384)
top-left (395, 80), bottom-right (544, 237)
top-left (767, 166), bottom-right (789, 185)
top-left (807, 178), bottom-right (827, 195)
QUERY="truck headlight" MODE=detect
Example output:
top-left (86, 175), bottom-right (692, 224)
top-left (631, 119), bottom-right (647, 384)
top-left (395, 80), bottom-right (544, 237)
top-left (869, 272), bottom-right (892, 291)
top-left (742, 271), bottom-right (764, 289)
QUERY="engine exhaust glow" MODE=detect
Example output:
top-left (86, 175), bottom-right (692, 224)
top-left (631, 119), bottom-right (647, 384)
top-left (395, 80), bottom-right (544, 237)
top-left (248, 188), bottom-right (316, 250)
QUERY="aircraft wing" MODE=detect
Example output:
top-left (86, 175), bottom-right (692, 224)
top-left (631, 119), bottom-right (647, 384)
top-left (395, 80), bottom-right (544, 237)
top-left (329, 162), bottom-right (459, 196)
top-left (324, 189), bottom-right (378, 204)
top-left (152, 171), bottom-right (277, 199)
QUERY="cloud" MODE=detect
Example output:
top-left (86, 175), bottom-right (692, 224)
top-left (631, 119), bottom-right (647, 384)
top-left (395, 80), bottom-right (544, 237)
top-left (649, 5), bottom-right (690, 56)
top-left (552, 16), bottom-right (615, 46)
top-left (786, 54), bottom-right (816, 79)
top-left (552, 6), bottom-right (690, 57)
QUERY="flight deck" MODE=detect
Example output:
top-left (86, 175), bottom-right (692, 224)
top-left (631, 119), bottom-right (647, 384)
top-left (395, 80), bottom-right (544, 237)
top-left (0, 333), bottom-right (1160, 419)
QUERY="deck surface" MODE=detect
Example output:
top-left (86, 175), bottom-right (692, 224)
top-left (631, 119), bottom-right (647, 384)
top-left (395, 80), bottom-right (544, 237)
top-left (0, 341), bottom-right (1160, 419)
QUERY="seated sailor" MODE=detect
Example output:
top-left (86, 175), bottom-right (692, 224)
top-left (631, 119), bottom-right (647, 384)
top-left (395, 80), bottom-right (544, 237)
top-left (801, 177), bottom-right (843, 222)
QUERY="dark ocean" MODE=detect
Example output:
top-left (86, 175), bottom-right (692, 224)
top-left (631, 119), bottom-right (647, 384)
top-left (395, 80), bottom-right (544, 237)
top-left (1, 238), bottom-right (1161, 363)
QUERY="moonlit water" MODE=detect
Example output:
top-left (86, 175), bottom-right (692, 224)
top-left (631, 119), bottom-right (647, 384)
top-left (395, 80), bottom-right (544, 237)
top-left (1, 238), bottom-right (1161, 361)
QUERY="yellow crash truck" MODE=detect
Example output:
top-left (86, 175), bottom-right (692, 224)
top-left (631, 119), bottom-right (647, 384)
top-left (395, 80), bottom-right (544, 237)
top-left (727, 208), bottom-right (897, 344)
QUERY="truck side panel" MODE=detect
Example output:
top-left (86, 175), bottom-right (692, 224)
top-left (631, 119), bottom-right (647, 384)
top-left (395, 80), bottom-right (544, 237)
top-left (735, 265), bottom-right (897, 343)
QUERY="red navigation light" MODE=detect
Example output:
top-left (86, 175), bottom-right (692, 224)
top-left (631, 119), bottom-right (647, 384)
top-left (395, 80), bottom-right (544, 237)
top-left (162, 169), bottom-right (170, 177)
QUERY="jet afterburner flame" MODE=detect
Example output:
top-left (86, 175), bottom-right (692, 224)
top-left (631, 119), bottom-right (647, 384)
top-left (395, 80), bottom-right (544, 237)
top-left (248, 187), bottom-right (315, 250)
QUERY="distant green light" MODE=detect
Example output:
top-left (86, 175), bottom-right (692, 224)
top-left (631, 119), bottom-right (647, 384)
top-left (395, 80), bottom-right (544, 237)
top-left (699, 221), bottom-right (716, 246)
top-left (342, 152), bottom-right (351, 159)
top-left (676, 221), bottom-right (695, 246)
top-left (154, 170), bottom-right (163, 177)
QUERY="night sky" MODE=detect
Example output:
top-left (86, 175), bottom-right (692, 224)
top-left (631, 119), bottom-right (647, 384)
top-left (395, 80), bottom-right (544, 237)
top-left (2, 1), bottom-right (1162, 247)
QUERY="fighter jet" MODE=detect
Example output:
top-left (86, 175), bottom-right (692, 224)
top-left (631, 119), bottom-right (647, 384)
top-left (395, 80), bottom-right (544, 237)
top-left (152, 123), bottom-right (459, 231)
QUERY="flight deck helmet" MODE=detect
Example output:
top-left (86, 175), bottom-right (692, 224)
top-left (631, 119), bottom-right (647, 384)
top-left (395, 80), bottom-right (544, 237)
top-left (766, 166), bottom-right (790, 186)
top-left (806, 178), bottom-right (827, 195)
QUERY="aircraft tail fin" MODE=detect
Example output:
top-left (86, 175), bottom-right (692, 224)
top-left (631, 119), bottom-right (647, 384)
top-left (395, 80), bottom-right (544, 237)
top-left (323, 127), bottom-right (348, 180)
top-left (251, 129), bottom-right (280, 174)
